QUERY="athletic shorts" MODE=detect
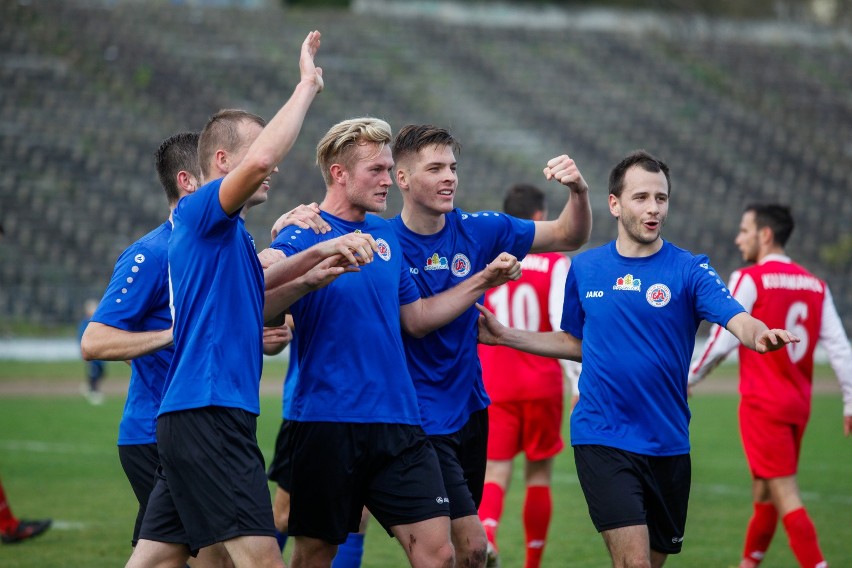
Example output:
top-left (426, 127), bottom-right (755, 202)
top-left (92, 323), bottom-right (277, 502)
top-left (574, 444), bottom-right (690, 555)
top-left (267, 419), bottom-right (294, 492)
top-left (739, 402), bottom-right (805, 479)
top-left (138, 407), bottom-right (276, 554)
top-left (118, 443), bottom-right (160, 546)
top-left (428, 409), bottom-right (489, 519)
top-left (288, 421), bottom-right (449, 544)
top-left (487, 397), bottom-right (564, 462)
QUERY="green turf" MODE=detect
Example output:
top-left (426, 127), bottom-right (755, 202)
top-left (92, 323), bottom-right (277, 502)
top-left (0, 362), bottom-right (849, 566)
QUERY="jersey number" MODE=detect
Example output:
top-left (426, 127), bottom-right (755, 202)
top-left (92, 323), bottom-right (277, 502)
top-left (489, 283), bottom-right (540, 332)
top-left (784, 301), bottom-right (809, 363)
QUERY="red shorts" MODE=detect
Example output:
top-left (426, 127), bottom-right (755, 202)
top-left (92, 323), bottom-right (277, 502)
top-left (739, 402), bottom-right (806, 479)
top-left (487, 397), bottom-right (564, 462)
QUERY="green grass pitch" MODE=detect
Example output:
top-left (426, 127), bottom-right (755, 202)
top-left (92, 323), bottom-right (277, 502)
top-left (0, 361), bottom-right (849, 566)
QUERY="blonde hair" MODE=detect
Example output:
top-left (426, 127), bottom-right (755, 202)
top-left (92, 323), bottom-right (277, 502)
top-left (316, 117), bottom-right (392, 186)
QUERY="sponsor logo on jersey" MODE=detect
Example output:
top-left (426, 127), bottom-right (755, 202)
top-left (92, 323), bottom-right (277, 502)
top-left (586, 290), bottom-right (604, 298)
top-left (646, 283), bottom-right (671, 308)
top-left (375, 238), bottom-right (391, 261)
top-left (451, 253), bottom-right (471, 277)
top-left (134, 254), bottom-right (146, 264)
top-left (521, 254), bottom-right (550, 272)
top-left (613, 274), bottom-right (641, 291)
top-left (424, 253), bottom-right (449, 271)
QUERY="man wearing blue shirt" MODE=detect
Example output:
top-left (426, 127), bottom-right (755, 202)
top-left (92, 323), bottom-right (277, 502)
top-left (269, 116), bottom-right (522, 568)
top-left (389, 124), bottom-right (592, 566)
top-left (125, 31), bottom-right (327, 568)
top-left (476, 150), bottom-right (799, 567)
top-left (81, 131), bottom-right (200, 550)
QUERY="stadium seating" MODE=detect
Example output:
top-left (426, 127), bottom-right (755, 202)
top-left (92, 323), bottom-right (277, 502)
top-left (0, 0), bottom-right (849, 333)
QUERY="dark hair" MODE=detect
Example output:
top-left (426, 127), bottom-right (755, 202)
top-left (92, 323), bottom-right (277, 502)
top-left (392, 124), bottom-right (461, 166)
top-left (198, 109), bottom-right (266, 180)
top-left (744, 203), bottom-right (795, 246)
top-left (608, 150), bottom-right (671, 197)
top-left (155, 131), bottom-right (200, 206)
top-left (503, 183), bottom-right (545, 220)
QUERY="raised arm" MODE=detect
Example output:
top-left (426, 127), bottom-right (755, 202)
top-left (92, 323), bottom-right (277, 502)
top-left (529, 154), bottom-right (592, 253)
top-left (400, 252), bottom-right (521, 338)
top-left (81, 322), bottom-right (172, 361)
top-left (219, 31), bottom-right (324, 214)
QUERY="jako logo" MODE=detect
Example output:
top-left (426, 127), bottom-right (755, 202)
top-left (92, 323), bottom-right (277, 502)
top-left (586, 290), bottom-right (604, 298)
top-left (436, 496), bottom-right (450, 504)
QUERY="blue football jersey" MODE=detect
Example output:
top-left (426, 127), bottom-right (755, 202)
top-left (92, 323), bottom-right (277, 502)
top-left (92, 221), bottom-right (173, 445)
top-left (389, 209), bottom-right (535, 435)
top-left (562, 240), bottom-right (745, 456)
top-left (162, 179), bottom-right (264, 416)
top-left (271, 211), bottom-right (422, 424)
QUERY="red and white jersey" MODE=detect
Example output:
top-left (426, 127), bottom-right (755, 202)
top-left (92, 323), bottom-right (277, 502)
top-left (478, 252), bottom-right (581, 402)
top-left (690, 254), bottom-right (852, 418)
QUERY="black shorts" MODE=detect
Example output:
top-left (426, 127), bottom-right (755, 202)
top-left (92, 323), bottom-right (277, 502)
top-left (267, 419), bottom-right (294, 492)
top-left (428, 408), bottom-right (489, 520)
top-left (118, 443), bottom-right (160, 546)
top-left (138, 407), bottom-right (276, 554)
top-left (574, 444), bottom-right (690, 555)
top-left (288, 421), bottom-right (450, 544)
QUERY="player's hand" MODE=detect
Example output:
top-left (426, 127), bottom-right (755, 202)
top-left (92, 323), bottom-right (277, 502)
top-left (257, 247), bottom-right (286, 269)
top-left (271, 203), bottom-right (330, 240)
top-left (263, 323), bottom-right (293, 347)
top-left (302, 254), bottom-right (361, 291)
top-left (475, 303), bottom-right (507, 346)
top-left (483, 252), bottom-right (521, 287)
top-left (300, 30), bottom-right (324, 93)
top-left (543, 154), bottom-right (588, 195)
top-left (754, 328), bottom-right (799, 353)
top-left (319, 232), bottom-right (378, 267)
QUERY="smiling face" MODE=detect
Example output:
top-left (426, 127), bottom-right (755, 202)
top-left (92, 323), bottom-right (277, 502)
top-left (396, 143), bottom-right (458, 218)
top-left (609, 164), bottom-right (669, 254)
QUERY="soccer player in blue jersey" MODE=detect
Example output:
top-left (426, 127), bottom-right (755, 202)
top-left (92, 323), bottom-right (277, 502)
top-left (476, 150), bottom-right (799, 568)
top-left (125, 31), bottom-right (329, 568)
top-left (81, 131), bottom-right (200, 552)
top-left (268, 116), bottom-right (522, 568)
top-left (388, 124), bottom-right (592, 566)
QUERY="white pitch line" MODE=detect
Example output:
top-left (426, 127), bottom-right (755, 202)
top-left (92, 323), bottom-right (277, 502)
top-left (0, 440), bottom-right (113, 455)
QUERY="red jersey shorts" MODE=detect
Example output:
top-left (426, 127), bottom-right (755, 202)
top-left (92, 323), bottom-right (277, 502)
top-left (739, 401), bottom-right (807, 479)
top-left (487, 396), bottom-right (564, 461)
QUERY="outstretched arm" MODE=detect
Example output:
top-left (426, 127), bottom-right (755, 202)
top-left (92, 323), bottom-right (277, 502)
top-left (476, 303), bottom-right (582, 361)
top-left (529, 154), bottom-right (592, 253)
top-left (400, 252), bottom-right (522, 338)
top-left (219, 31), bottom-right (324, 214)
top-left (725, 312), bottom-right (799, 353)
top-left (81, 322), bottom-right (172, 361)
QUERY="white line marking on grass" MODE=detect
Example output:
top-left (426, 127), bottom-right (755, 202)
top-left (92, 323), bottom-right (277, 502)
top-left (695, 482), bottom-right (852, 505)
top-left (52, 520), bottom-right (87, 530)
top-left (0, 440), bottom-right (112, 455)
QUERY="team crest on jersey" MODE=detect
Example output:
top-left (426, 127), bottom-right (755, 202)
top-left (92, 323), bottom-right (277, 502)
top-left (451, 254), bottom-right (471, 277)
top-left (134, 254), bottom-right (145, 264)
top-left (613, 274), bottom-right (641, 291)
top-left (646, 283), bottom-right (671, 308)
top-left (375, 238), bottom-right (391, 261)
top-left (425, 253), bottom-right (449, 271)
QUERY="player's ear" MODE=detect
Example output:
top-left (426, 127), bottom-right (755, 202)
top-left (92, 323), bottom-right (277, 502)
top-left (608, 193), bottom-right (620, 218)
top-left (329, 163), bottom-right (348, 185)
top-left (396, 167), bottom-right (409, 191)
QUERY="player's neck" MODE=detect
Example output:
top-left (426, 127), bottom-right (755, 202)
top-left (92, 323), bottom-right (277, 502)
top-left (319, 195), bottom-right (367, 223)
top-left (615, 235), bottom-right (663, 258)
top-left (400, 206), bottom-right (445, 236)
